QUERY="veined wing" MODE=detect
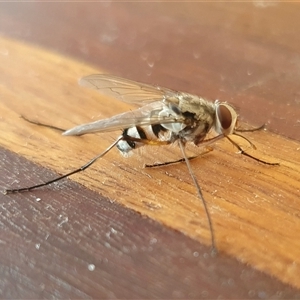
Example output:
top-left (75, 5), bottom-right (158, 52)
top-left (79, 74), bottom-right (178, 105)
top-left (63, 101), bottom-right (185, 136)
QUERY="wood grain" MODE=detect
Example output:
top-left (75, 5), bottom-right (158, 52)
top-left (2, 148), bottom-right (300, 299)
top-left (1, 36), bottom-right (300, 293)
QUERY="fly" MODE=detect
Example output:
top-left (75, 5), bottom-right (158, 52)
top-left (3, 74), bottom-right (279, 252)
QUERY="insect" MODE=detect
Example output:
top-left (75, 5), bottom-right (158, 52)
top-left (4, 74), bottom-right (279, 252)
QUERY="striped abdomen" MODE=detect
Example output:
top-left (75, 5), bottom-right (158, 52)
top-left (117, 124), bottom-right (170, 154)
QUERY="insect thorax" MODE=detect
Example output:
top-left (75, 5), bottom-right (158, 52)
top-left (178, 95), bottom-right (216, 145)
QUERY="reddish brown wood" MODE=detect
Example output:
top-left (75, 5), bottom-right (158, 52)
top-left (1, 147), bottom-right (299, 299)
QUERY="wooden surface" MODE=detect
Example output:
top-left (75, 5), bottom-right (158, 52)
top-left (0, 2), bottom-right (300, 298)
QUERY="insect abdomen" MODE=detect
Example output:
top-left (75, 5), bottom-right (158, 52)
top-left (117, 125), bottom-right (169, 154)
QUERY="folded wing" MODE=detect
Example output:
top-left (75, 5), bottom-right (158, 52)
top-left (79, 74), bottom-right (178, 105)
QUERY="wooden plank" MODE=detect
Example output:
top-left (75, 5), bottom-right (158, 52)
top-left (2, 148), bottom-right (300, 299)
top-left (0, 35), bottom-right (300, 294)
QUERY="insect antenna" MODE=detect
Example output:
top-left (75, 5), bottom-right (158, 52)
top-left (3, 137), bottom-right (123, 194)
top-left (178, 139), bottom-right (217, 254)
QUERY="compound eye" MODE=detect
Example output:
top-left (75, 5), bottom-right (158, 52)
top-left (217, 104), bottom-right (232, 130)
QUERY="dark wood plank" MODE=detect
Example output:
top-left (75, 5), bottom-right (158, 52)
top-left (1, 147), bottom-right (300, 299)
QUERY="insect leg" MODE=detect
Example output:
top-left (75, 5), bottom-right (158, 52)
top-left (225, 136), bottom-right (279, 165)
top-left (235, 123), bottom-right (265, 133)
top-left (144, 147), bottom-right (213, 168)
top-left (3, 136), bottom-right (123, 194)
top-left (20, 115), bottom-right (66, 132)
top-left (178, 139), bottom-right (217, 253)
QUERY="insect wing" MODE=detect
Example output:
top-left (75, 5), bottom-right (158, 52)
top-left (79, 74), bottom-right (177, 105)
top-left (63, 101), bottom-right (184, 136)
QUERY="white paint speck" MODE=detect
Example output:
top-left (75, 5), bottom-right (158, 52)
top-left (193, 251), bottom-right (199, 257)
top-left (150, 238), bottom-right (157, 245)
top-left (110, 227), bottom-right (117, 234)
top-left (57, 216), bottom-right (68, 227)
